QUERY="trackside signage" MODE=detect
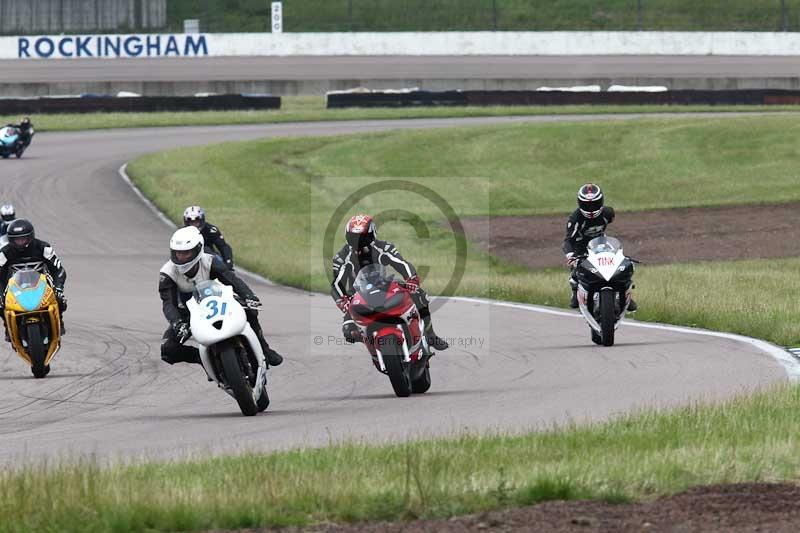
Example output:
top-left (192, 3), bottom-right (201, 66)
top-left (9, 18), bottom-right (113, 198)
top-left (16, 34), bottom-right (208, 59)
top-left (4, 32), bottom-right (800, 59)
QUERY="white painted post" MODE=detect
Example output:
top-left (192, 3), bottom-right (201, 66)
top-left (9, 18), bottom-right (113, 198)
top-left (183, 18), bottom-right (200, 33)
top-left (271, 2), bottom-right (283, 33)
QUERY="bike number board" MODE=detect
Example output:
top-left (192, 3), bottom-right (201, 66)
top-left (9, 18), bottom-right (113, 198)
top-left (203, 297), bottom-right (228, 320)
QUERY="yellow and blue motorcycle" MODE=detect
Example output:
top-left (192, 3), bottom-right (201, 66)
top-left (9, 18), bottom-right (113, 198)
top-left (4, 269), bottom-right (62, 378)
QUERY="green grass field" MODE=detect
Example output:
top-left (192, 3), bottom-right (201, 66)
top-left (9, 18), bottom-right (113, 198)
top-left (4, 98), bottom-right (800, 133)
top-left (128, 115), bottom-right (800, 346)
top-left (167, 0), bottom-right (799, 32)
top-left (2, 383), bottom-right (799, 532)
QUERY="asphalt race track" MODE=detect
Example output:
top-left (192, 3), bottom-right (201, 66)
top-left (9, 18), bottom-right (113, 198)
top-left (3, 56), bottom-right (800, 83)
top-left (0, 116), bottom-right (795, 464)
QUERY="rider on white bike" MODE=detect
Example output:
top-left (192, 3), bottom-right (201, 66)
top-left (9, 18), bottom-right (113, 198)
top-left (158, 226), bottom-right (283, 367)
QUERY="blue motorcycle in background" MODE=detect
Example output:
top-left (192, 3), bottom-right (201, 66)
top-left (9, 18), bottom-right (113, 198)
top-left (0, 125), bottom-right (30, 159)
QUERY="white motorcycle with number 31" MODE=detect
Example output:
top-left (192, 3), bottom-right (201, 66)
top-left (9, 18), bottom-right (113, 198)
top-left (187, 279), bottom-right (269, 416)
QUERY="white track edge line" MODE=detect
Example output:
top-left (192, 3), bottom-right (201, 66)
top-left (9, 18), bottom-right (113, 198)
top-left (118, 163), bottom-right (275, 286)
top-left (119, 164), bottom-right (800, 381)
top-left (449, 296), bottom-right (800, 380)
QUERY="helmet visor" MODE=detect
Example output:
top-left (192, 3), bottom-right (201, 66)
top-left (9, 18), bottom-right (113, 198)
top-left (579, 197), bottom-right (604, 218)
top-left (346, 231), bottom-right (373, 253)
top-left (9, 235), bottom-right (32, 249)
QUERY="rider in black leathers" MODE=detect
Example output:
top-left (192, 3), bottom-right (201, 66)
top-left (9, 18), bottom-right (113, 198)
top-left (8, 117), bottom-right (33, 148)
top-left (331, 214), bottom-right (449, 351)
top-left (183, 205), bottom-right (235, 269)
top-left (563, 183), bottom-right (636, 311)
top-left (0, 219), bottom-right (67, 339)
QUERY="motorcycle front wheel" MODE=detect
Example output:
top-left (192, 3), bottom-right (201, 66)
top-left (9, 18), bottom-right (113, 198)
top-left (219, 343), bottom-right (258, 416)
top-left (599, 290), bottom-right (616, 347)
top-left (381, 338), bottom-right (411, 397)
top-left (27, 323), bottom-right (49, 378)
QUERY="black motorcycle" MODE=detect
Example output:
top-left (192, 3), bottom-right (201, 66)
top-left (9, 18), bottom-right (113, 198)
top-left (575, 236), bottom-right (636, 347)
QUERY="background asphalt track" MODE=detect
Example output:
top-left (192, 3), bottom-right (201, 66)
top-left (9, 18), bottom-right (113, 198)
top-left (2, 56), bottom-right (800, 82)
top-left (0, 115), bottom-right (793, 465)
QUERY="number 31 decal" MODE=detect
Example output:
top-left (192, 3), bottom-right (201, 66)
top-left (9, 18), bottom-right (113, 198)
top-left (205, 299), bottom-right (227, 319)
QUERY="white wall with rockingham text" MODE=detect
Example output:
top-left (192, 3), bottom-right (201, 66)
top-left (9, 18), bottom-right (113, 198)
top-left (4, 31), bottom-right (800, 59)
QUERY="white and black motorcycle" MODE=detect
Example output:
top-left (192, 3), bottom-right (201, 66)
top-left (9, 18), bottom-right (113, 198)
top-left (575, 236), bottom-right (636, 347)
top-left (187, 279), bottom-right (269, 416)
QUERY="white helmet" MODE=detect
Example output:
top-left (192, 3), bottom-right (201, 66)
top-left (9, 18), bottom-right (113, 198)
top-left (169, 226), bottom-right (204, 275)
top-left (0, 204), bottom-right (15, 222)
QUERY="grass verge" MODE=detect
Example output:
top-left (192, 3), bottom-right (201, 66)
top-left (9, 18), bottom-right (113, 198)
top-left (127, 115), bottom-right (800, 346)
top-left (4, 97), bottom-right (800, 132)
top-left (2, 383), bottom-right (799, 532)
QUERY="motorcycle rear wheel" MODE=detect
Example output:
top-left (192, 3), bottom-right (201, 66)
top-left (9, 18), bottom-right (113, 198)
top-left (381, 339), bottom-right (411, 397)
top-left (590, 328), bottom-right (603, 345)
top-left (220, 343), bottom-right (258, 416)
top-left (257, 384), bottom-right (270, 412)
top-left (599, 290), bottom-right (616, 347)
top-left (411, 365), bottom-right (431, 394)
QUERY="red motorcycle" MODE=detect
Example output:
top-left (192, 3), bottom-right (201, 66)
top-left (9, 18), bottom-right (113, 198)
top-left (349, 264), bottom-right (433, 397)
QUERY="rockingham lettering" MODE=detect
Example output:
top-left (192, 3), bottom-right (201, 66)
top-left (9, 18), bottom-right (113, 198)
top-left (17, 34), bottom-right (208, 59)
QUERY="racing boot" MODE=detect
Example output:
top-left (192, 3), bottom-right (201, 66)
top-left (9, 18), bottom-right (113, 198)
top-left (570, 289), bottom-right (579, 309)
top-left (258, 335), bottom-right (283, 367)
top-left (424, 322), bottom-right (449, 351)
top-left (342, 319), bottom-right (363, 344)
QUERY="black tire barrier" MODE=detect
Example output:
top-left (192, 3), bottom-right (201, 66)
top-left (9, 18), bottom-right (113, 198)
top-left (326, 89), bottom-right (800, 108)
top-left (0, 94), bottom-right (281, 114)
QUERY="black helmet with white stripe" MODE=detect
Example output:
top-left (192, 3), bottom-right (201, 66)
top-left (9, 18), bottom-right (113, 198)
top-left (577, 183), bottom-right (604, 219)
top-left (7, 218), bottom-right (34, 251)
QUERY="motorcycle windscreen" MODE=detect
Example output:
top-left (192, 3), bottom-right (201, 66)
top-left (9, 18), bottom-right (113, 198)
top-left (587, 236), bottom-right (621, 254)
top-left (193, 280), bottom-right (225, 302)
top-left (353, 264), bottom-right (395, 310)
top-left (10, 270), bottom-right (46, 311)
top-left (1, 127), bottom-right (17, 142)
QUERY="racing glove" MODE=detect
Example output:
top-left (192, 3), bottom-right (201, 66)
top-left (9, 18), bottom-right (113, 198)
top-left (335, 296), bottom-right (351, 314)
top-left (54, 286), bottom-right (68, 311)
top-left (565, 253), bottom-right (578, 268)
top-left (404, 275), bottom-right (421, 293)
top-left (172, 321), bottom-right (191, 344)
top-left (244, 296), bottom-right (262, 310)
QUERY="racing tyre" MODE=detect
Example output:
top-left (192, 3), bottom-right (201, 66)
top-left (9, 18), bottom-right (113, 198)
top-left (381, 338), bottom-right (411, 397)
top-left (599, 290), bottom-right (616, 347)
top-left (590, 328), bottom-right (602, 346)
top-left (257, 384), bottom-right (270, 412)
top-left (411, 365), bottom-right (431, 394)
top-left (219, 343), bottom-right (258, 416)
top-left (27, 324), bottom-right (48, 378)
